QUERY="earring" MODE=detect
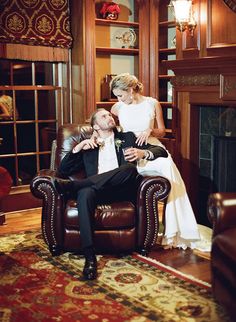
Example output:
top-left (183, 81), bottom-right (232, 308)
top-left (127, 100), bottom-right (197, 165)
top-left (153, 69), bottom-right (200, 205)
top-left (130, 95), bottom-right (133, 100)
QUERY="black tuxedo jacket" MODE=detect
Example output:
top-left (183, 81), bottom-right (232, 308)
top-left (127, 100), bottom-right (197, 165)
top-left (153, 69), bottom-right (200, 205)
top-left (58, 130), bottom-right (167, 178)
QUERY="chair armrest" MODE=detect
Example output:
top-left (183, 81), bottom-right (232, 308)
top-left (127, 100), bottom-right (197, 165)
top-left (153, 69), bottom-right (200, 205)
top-left (30, 169), bottom-right (65, 255)
top-left (136, 175), bottom-right (171, 249)
top-left (207, 192), bottom-right (236, 237)
top-left (30, 169), bottom-right (58, 197)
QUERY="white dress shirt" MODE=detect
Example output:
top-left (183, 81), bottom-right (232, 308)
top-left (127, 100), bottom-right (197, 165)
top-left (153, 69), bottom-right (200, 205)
top-left (98, 133), bottom-right (119, 174)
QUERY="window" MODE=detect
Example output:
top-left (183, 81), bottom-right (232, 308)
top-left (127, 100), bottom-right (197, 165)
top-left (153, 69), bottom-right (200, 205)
top-left (0, 60), bottom-right (64, 186)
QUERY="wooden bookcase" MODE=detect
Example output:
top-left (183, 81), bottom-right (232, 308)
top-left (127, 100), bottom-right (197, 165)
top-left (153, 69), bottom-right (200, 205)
top-left (83, 0), bottom-right (150, 118)
top-left (72, 0), bottom-right (178, 159)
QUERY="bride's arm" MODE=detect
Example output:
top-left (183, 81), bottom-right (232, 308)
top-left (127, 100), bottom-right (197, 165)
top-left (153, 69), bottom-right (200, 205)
top-left (111, 103), bottom-right (119, 116)
top-left (135, 100), bottom-right (166, 146)
top-left (111, 103), bottom-right (119, 125)
top-left (151, 100), bottom-right (166, 138)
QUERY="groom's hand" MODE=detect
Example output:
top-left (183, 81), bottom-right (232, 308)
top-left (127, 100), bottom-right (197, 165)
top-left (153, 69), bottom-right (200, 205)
top-left (72, 139), bottom-right (98, 153)
top-left (124, 147), bottom-right (145, 162)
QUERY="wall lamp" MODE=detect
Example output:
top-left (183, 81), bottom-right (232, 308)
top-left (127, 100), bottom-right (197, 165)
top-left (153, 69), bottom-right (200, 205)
top-left (169, 0), bottom-right (197, 36)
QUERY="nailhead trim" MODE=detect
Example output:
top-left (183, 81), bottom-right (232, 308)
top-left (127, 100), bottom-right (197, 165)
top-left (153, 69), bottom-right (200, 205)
top-left (97, 205), bottom-right (112, 210)
top-left (32, 179), bottom-right (57, 247)
top-left (144, 183), bottom-right (166, 248)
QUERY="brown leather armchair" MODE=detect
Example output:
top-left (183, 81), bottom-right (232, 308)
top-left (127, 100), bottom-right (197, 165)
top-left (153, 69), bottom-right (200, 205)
top-left (31, 124), bottom-right (171, 256)
top-left (207, 192), bottom-right (236, 319)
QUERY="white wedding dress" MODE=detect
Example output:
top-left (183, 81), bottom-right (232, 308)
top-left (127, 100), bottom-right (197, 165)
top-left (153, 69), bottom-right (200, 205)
top-left (115, 97), bottom-right (212, 251)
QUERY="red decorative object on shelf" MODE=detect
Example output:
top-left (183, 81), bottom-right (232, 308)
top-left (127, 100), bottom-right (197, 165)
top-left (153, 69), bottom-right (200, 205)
top-left (100, 2), bottom-right (121, 20)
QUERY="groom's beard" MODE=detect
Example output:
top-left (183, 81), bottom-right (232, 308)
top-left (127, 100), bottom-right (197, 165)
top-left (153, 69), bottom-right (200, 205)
top-left (99, 121), bottom-right (116, 132)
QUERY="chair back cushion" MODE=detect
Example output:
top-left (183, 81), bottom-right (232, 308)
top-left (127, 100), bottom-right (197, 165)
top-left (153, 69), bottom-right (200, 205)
top-left (55, 123), bottom-right (92, 179)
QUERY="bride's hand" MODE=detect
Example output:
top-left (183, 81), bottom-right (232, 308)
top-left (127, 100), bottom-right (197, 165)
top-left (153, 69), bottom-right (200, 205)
top-left (135, 129), bottom-right (152, 146)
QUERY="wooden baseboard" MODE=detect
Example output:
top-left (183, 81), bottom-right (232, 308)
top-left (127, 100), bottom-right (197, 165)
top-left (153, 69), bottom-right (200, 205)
top-left (1, 189), bottom-right (42, 213)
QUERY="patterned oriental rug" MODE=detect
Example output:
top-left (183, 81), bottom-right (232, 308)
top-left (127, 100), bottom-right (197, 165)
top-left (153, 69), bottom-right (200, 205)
top-left (0, 230), bottom-right (230, 322)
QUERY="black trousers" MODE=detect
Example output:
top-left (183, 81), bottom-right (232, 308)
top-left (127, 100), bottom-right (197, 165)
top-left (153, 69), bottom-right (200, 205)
top-left (75, 164), bottom-right (139, 249)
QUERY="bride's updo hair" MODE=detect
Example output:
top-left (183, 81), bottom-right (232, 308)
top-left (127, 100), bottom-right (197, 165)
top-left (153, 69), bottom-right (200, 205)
top-left (110, 73), bottom-right (143, 93)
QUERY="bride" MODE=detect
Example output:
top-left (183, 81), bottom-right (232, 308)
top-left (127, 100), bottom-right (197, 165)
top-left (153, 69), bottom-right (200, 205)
top-left (110, 73), bottom-right (211, 252)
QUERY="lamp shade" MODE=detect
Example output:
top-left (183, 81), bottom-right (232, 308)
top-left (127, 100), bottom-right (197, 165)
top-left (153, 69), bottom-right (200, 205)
top-left (172, 0), bottom-right (192, 23)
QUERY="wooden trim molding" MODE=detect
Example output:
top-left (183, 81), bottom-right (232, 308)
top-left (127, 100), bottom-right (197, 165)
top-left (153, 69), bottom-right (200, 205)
top-left (171, 74), bottom-right (220, 87)
top-left (220, 74), bottom-right (236, 100)
top-left (84, 0), bottom-right (96, 119)
top-left (222, 0), bottom-right (236, 12)
top-left (164, 56), bottom-right (236, 74)
top-left (149, 0), bottom-right (159, 97)
top-left (138, 0), bottom-right (150, 96)
top-left (207, 0), bottom-right (236, 51)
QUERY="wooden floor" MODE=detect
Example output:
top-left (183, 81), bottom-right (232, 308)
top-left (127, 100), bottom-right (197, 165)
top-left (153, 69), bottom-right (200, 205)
top-left (0, 208), bottom-right (211, 284)
top-left (0, 208), bottom-right (42, 234)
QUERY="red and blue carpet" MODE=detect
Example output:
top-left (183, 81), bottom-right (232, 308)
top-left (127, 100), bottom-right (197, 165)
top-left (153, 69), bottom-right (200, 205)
top-left (0, 230), bottom-right (231, 321)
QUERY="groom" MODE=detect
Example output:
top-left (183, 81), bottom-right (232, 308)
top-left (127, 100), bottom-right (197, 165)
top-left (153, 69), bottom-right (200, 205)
top-left (55, 108), bottom-right (168, 280)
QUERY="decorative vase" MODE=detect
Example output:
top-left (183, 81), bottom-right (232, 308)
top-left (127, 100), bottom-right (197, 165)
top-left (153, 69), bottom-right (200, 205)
top-left (105, 12), bottom-right (119, 20)
top-left (100, 2), bottom-right (121, 21)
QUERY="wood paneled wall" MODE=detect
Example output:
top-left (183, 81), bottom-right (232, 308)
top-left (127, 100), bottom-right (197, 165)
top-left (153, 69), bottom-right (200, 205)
top-left (177, 0), bottom-right (236, 59)
top-left (166, 0), bottom-right (236, 217)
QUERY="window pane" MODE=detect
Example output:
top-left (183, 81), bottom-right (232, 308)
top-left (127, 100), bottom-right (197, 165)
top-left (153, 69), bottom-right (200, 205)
top-left (18, 155), bottom-right (36, 185)
top-left (15, 90), bottom-right (35, 121)
top-left (17, 123), bottom-right (36, 153)
top-left (167, 81), bottom-right (172, 102)
top-left (39, 123), bottom-right (56, 170)
top-left (39, 123), bottom-right (56, 153)
top-left (0, 157), bottom-right (16, 185)
top-left (13, 62), bottom-right (32, 85)
top-left (0, 124), bottom-right (15, 154)
top-left (168, 27), bottom-right (176, 49)
top-left (162, 107), bottom-right (172, 129)
top-left (35, 62), bottom-right (54, 85)
top-left (0, 90), bottom-right (17, 120)
top-left (39, 124), bottom-right (57, 170)
top-left (38, 90), bottom-right (56, 120)
top-left (40, 154), bottom-right (51, 171)
top-left (0, 60), bottom-right (11, 85)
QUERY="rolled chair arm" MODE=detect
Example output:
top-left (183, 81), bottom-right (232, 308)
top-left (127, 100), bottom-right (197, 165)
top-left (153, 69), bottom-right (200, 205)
top-left (208, 192), bottom-right (236, 237)
top-left (136, 175), bottom-right (171, 251)
top-left (30, 169), bottom-right (65, 255)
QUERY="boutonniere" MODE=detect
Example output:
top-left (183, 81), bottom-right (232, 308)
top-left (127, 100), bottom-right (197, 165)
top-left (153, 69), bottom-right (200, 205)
top-left (97, 137), bottom-right (105, 149)
top-left (115, 138), bottom-right (125, 152)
